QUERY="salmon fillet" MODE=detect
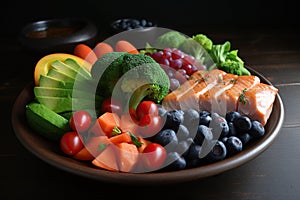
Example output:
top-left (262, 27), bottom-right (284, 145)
top-left (162, 69), bottom-right (278, 125)
top-left (237, 83), bottom-right (278, 125)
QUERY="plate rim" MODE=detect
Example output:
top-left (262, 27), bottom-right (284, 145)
top-left (11, 66), bottom-right (285, 185)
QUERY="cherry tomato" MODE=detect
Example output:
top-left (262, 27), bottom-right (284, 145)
top-left (142, 143), bottom-right (167, 171)
top-left (138, 114), bottom-right (163, 138)
top-left (136, 101), bottom-right (159, 120)
top-left (69, 110), bottom-right (92, 133)
top-left (60, 131), bottom-right (84, 156)
top-left (101, 98), bottom-right (123, 116)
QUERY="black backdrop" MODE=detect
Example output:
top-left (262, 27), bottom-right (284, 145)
top-left (2, 0), bottom-right (299, 37)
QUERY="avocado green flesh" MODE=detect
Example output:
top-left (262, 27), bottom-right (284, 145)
top-left (64, 58), bottom-right (92, 80)
top-left (25, 102), bottom-right (71, 141)
top-left (47, 68), bottom-right (76, 83)
top-left (35, 96), bottom-right (97, 113)
top-left (39, 75), bottom-right (74, 89)
top-left (51, 60), bottom-right (89, 81)
top-left (34, 86), bottom-right (96, 99)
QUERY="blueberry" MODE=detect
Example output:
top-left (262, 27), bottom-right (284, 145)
top-left (163, 110), bottom-right (184, 132)
top-left (176, 124), bottom-right (190, 141)
top-left (165, 151), bottom-right (187, 171)
top-left (199, 110), bottom-right (212, 126)
top-left (225, 111), bottom-right (241, 122)
top-left (225, 136), bottom-right (243, 156)
top-left (210, 114), bottom-right (229, 139)
top-left (194, 125), bottom-right (213, 145)
top-left (205, 140), bottom-right (227, 163)
top-left (238, 133), bottom-right (253, 145)
top-left (228, 122), bottom-right (237, 136)
top-left (233, 115), bottom-right (252, 133)
top-left (183, 109), bottom-right (199, 126)
top-left (249, 120), bottom-right (265, 138)
top-left (184, 143), bottom-right (202, 161)
top-left (154, 129), bottom-right (178, 151)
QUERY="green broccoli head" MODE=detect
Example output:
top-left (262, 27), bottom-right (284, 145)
top-left (115, 53), bottom-right (170, 110)
top-left (93, 52), bottom-right (170, 111)
top-left (91, 52), bottom-right (126, 97)
top-left (154, 31), bottom-right (187, 49)
top-left (192, 34), bottom-right (213, 51)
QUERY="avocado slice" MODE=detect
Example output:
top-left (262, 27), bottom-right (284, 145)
top-left (25, 102), bottom-right (71, 141)
top-left (47, 68), bottom-right (76, 83)
top-left (35, 95), bottom-right (98, 113)
top-left (33, 86), bottom-right (101, 100)
top-left (51, 60), bottom-right (89, 81)
top-left (64, 58), bottom-right (92, 80)
top-left (39, 74), bottom-right (74, 89)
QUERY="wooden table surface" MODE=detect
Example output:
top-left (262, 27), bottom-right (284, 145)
top-left (2, 25), bottom-right (300, 200)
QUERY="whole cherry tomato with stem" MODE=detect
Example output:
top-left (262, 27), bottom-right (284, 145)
top-left (60, 131), bottom-right (84, 156)
top-left (136, 100), bottom-right (159, 120)
top-left (142, 143), bottom-right (167, 171)
top-left (138, 114), bottom-right (163, 138)
top-left (69, 110), bottom-right (93, 133)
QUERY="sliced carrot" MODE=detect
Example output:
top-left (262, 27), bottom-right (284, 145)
top-left (93, 42), bottom-right (114, 58)
top-left (97, 112), bottom-right (121, 137)
top-left (92, 144), bottom-right (119, 171)
top-left (73, 135), bottom-right (110, 160)
top-left (109, 132), bottom-right (132, 145)
top-left (115, 40), bottom-right (139, 54)
top-left (74, 43), bottom-right (98, 65)
top-left (116, 142), bottom-right (139, 172)
top-left (119, 113), bottom-right (139, 135)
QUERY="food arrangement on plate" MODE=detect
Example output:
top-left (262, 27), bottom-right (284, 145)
top-left (24, 28), bottom-right (279, 174)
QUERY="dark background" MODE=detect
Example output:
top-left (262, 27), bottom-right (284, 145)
top-left (2, 0), bottom-right (299, 38)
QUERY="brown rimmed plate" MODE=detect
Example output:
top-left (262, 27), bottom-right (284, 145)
top-left (11, 67), bottom-right (284, 185)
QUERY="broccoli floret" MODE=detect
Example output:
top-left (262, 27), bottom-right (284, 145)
top-left (91, 52), bottom-right (126, 97)
top-left (93, 52), bottom-right (170, 111)
top-left (154, 31), bottom-right (187, 49)
top-left (192, 34), bottom-right (213, 51)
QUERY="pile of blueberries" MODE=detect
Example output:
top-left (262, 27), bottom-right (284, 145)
top-left (150, 108), bottom-right (266, 171)
top-left (110, 18), bottom-right (155, 33)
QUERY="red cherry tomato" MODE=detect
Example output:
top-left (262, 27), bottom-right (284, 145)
top-left (69, 110), bottom-right (92, 133)
top-left (138, 114), bottom-right (163, 138)
top-left (60, 131), bottom-right (84, 156)
top-left (136, 101), bottom-right (159, 120)
top-left (101, 98), bottom-right (123, 116)
top-left (142, 143), bottom-right (167, 171)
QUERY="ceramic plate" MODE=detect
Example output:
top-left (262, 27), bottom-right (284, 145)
top-left (11, 67), bottom-right (284, 185)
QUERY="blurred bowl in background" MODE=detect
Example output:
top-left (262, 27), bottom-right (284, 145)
top-left (18, 18), bottom-right (98, 55)
top-left (110, 18), bottom-right (156, 34)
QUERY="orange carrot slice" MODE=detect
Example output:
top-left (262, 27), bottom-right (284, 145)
top-left (74, 43), bottom-right (98, 65)
top-left (97, 112), bottom-right (121, 137)
top-left (116, 142), bottom-right (139, 172)
top-left (73, 135), bottom-right (110, 160)
top-left (92, 144), bottom-right (119, 171)
top-left (115, 40), bottom-right (139, 54)
top-left (109, 132), bottom-right (132, 145)
top-left (93, 42), bottom-right (114, 58)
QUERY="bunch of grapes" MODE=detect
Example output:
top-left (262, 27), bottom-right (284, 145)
top-left (146, 48), bottom-right (206, 91)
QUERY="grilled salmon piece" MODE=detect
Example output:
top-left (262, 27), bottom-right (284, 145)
top-left (225, 75), bottom-right (260, 112)
top-left (237, 83), bottom-right (278, 125)
top-left (162, 70), bottom-right (208, 110)
top-left (162, 69), bottom-right (225, 111)
top-left (199, 73), bottom-right (238, 115)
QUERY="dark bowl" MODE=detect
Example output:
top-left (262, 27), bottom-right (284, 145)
top-left (18, 18), bottom-right (98, 55)
top-left (110, 18), bottom-right (157, 34)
